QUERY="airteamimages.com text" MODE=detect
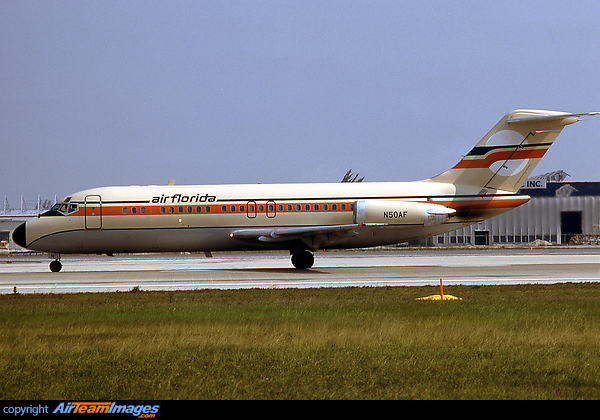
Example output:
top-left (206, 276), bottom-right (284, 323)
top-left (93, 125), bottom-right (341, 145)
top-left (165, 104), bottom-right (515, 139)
top-left (2, 402), bottom-right (161, 418)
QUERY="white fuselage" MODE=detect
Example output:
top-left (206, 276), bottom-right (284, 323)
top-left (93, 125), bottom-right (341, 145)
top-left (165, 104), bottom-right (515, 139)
top-left (17, 180), bottom-right (527, 255)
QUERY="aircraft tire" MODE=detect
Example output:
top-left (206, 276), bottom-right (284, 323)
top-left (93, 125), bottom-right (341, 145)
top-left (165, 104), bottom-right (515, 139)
top-left (291, 251), bottom-right (314, 269)
top-left (49, 260), bottom-right (62, 272)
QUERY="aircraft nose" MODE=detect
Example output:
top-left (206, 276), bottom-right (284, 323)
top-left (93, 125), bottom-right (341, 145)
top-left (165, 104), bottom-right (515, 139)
top-left (12, 223), bottom-right (27, 248)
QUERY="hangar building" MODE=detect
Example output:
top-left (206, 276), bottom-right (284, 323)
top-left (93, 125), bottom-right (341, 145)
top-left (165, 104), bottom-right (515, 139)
top-left (0, 196), bottom-right (54, 250)
top-left (435, 171), bottom-right (600, 246)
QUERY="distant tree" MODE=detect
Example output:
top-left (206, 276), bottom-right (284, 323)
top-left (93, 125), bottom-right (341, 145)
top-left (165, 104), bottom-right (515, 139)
top-left (341, 169), bottom-right (364, 183)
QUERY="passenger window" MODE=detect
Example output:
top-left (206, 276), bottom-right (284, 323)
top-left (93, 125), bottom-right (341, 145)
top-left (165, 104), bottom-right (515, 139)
top-left (131, 207), bottom-right (137, 214)
top-left (332, 204), bottom-right (338, 211)
top-left (160, 207), bottom-right (166, 214)
top-left (296, 204), bottom-right (301, 211)
top-left (323, 204), bottom-right (328, 211)
top-left (222, 206), bottom-right (227, 213)
top-left (287, 204), bottom-right (292, 211)
top-left (196, 206), bottom-right (202, 213)
top-left (187, 206), bottom-right (192, 213)
top-left (305, 204), bottom-right (310, 211)
top-left (122, 207), bottom-right (128, 214)
top-left (169, 207), bottom-right (175, 214)
top-left (141, 207), bottom-right (147, 214)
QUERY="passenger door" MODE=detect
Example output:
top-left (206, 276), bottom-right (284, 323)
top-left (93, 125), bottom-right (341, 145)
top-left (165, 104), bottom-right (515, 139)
top-left (84, 195), bottom-right (103, 229)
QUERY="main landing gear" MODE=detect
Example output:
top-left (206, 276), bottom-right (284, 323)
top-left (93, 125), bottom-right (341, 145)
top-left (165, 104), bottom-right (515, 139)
top-left (291, 250), bottom-right (314, 269)
top-left (49, 253), bottom-right (62, 272)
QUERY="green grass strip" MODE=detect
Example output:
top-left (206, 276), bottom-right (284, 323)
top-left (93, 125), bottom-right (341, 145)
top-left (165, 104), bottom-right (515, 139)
top-left (2, 283), bottom-right (600, 399)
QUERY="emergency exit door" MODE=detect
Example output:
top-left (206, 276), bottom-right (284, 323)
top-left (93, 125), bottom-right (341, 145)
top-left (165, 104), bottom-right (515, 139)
top-left (85, 195), bottom-right (102, 229)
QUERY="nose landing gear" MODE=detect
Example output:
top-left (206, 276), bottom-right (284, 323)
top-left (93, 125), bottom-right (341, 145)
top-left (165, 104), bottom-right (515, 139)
top-left (49, 260), bottom-right (62, 272)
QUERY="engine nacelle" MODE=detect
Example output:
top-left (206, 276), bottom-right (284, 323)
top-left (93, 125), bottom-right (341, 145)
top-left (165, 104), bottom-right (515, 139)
top-left (353, 200), bottom-right (456, 227)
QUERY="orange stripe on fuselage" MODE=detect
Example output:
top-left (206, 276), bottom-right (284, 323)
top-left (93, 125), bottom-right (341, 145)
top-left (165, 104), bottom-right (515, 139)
top-left (452, 148), bottom-right (548, 169)
top-left (432, 196), bottom-right (530, 211)
top-left (66, 197), bottom-right (528, 218)
top-left (70, 202), bottom-right (356, 217)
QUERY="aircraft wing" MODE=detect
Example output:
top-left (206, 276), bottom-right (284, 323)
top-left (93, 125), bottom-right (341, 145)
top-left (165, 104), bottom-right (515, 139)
top-left (230, 223), bottom-right (385, 250)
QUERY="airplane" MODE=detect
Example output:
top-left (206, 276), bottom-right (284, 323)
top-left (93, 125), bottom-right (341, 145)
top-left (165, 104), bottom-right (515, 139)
top-left (12, 109), bottom-right (599, 272)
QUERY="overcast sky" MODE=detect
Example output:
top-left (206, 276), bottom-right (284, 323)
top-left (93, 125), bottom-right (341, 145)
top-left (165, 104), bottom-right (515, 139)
top-left (2, 1), bottom-right (599, 205)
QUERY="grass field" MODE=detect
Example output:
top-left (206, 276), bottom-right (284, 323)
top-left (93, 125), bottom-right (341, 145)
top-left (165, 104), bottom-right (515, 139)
top-left (2, 283), bottom-right (600, 399)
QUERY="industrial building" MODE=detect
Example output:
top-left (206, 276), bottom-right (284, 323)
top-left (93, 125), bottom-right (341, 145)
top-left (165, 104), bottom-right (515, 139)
top-left (0, 196), bottom-right (55, 250)
top-left (435, 171), bottom-right (600, 246)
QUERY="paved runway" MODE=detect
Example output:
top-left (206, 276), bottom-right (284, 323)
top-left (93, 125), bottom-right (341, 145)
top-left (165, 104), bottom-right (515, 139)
top-left (1, 248), bottom-right (600, 294)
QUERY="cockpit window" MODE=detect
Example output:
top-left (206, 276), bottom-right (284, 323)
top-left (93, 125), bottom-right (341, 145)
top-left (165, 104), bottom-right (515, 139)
top-left (41, 202), bottom-right (79, 217)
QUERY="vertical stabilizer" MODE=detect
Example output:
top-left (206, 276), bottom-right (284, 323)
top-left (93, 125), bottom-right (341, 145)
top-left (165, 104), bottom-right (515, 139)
top-left (427, 110), bottom-right (598, 194)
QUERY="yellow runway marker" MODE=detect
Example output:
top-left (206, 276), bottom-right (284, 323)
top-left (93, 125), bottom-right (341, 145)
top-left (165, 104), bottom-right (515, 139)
top-left (416, 278), bottom-right (462, 301)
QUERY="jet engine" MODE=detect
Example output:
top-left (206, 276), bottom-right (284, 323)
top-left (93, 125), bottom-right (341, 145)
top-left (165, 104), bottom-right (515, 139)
top-left (353, 200), bottom-right (456, 227)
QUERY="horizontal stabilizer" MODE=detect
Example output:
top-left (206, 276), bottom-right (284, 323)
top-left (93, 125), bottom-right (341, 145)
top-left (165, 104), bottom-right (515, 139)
top-left (506, 112), bottom-right (600, 124)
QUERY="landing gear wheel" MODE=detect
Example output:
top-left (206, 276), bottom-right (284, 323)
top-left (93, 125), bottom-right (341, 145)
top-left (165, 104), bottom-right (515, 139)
top-left (49, 260), bottom-right (62, 272)
top-left (291, 251), bottom-right (314, 269)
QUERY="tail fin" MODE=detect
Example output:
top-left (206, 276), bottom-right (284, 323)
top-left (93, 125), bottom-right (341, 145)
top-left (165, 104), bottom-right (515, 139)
top-left (428, 110), bottom-right (599, 194)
